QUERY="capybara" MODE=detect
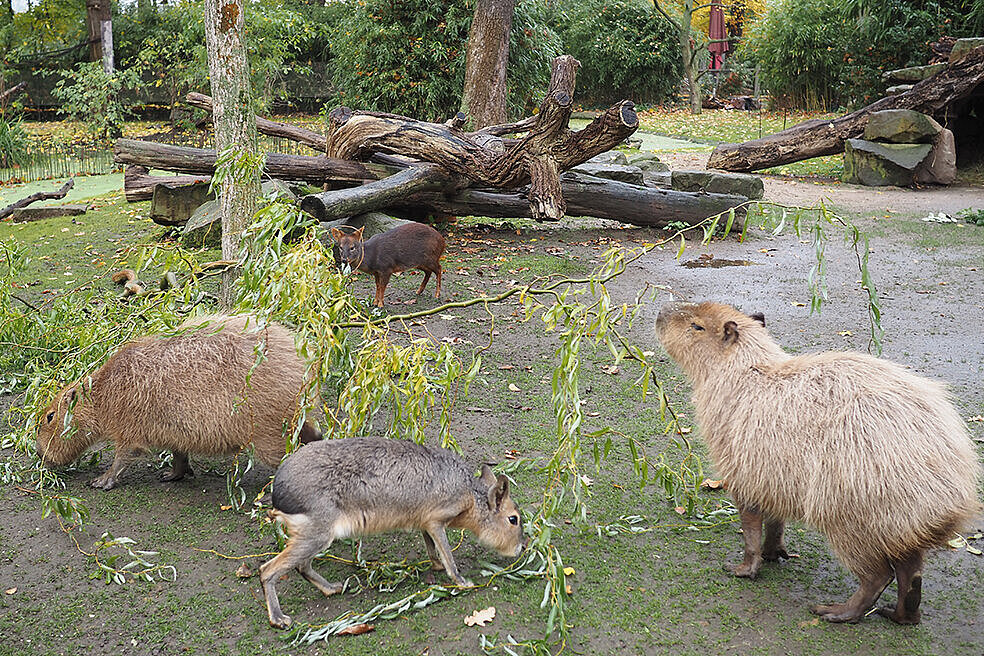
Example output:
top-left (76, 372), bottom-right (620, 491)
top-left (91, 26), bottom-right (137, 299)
top-left (37, 314), bottom-right (320, 490)
top-left (655, 301), bottom-right (981, 624)
top-left (331, 222), bottom-right (445, 307)
top-left (260, 437), bottom-right (526, 628)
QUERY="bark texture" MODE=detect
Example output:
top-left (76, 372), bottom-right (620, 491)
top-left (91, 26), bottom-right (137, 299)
top-left (123, 165), bottom-right (212, 202)
top-left (84, 0), bottom-right (113, 72)
top-left (203, 0), bottom-right (261, 305)
top-left (708, 46), bottom-right (984, 172)
top-left (461, 0), bottom-right (515, 129)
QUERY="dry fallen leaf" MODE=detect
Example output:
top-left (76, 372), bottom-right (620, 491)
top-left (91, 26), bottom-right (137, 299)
top-left (700, 478), bottom-right (724, 490)
top-left (4, 587), bottom-right (16, 595)
top-left (220, 505), bottom-right (232, 511)
top-left (792, 302), bottom-right (806, 307)
top-left (836, 331), bottom-right (852, 337)
top-left (507, 383), bottom-right (521, 392)
top-left (674, 506), bottom-right (687, 515)
top-left (337, 623), bottom-right (375, 636)
top-left (798, 617), bottom-right (820, 628)
top-left (464, 606), bottom-right (496, 627)
top-left (565, 583), bottom-right (573, 595)
top-left (235, 563), bottom-right (252, 578)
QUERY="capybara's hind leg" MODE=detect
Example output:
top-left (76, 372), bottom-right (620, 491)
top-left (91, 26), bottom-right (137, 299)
top-left (728, 507), bottom-right (764, 578)
top-left (762, 517), bottom-right (789, 561)
top-left (160, 451), bottom-right (193, 482)
top-left (812, 561), bottom-right (893, 623)
top-left (876, 549), bottom-right (925, 625)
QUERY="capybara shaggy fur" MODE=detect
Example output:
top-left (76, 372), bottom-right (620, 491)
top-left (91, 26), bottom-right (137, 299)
top-left (37, 314), bottom-right (320, 489)
top-left (655, 301), bottom-right (981, 625)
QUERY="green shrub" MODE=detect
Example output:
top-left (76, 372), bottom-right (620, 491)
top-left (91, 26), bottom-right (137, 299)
top-left (50, 62), bottom-right (141, 140)
top-left (329, 0), bottom-right (560, 121)
top-left (553, 0), bottom-right (682, 106)
top-left (0, 115), bottom-right (30, 168)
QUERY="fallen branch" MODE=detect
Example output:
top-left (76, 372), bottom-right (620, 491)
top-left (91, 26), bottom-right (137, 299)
top-left (0, 179), bottom-right (74, 221)
top-left (184, 92), bottom-right (327, 152)
top-left (0, 82), bottom-right (28, 106)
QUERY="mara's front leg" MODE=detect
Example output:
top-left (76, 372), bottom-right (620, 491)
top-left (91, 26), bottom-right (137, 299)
top-left (728, 506), bottom-right (764, 578)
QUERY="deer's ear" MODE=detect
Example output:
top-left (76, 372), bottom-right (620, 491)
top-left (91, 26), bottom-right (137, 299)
top-left (330, 228), bottom-right (344, 241)
top-left (353, 227), bottom-right (365, 240)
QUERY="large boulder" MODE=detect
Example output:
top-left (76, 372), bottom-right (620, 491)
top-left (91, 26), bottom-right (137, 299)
top-left (863, 110), bottom-right (942, 144)
top-left (914, 128), bottom-right (957, 185)
top-left (571, 162), bottom-right (645, 185)
top-left (627, 152), bottom-right (671, 173)
top-left (950, 37), bottom-right (984, 62)
top-left (671, 170), bottom-right (764, 200)
top-left (842, 139), bottom-right (932, 187)
top-left (588, 151), bottom-right (630, 166)
top-left (150, 181), bottom-right (213, 227)
top-left (181, 199), bottom-right (222, 248)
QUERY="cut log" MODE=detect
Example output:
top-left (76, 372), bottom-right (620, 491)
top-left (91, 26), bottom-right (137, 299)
top-left (10, 204), bottom-right (89, 222)
top-left (300, 163), bottom-right (451, 222)
top-left (398, 172), bottom-right (747, 229)
top-left (114, 139), bottom-right (395, 184)
top-left (0, 179), bottom-right (74, 221)
top-left (124, 165), bottom-right (212, 202)
top-left (323, 55), bottom-right (638, 220)
top-left (184, 92), bottom-right (327, 152)
top-left (708, 46), bottom-right (984, 172)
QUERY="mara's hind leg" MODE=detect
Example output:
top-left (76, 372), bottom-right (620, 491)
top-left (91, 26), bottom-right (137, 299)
top-left (876, 549), bottom-right (925, 625)
top-left (762, 517), bottom-right (788, 561)
top-left (415, 270), bottom-right (432, 296)
top-left (260, 514), bottom-right (335, 629)
top-left (812, 558), bottom-right (893, 623)
top-left (160, 451), bottom-right (192, 482)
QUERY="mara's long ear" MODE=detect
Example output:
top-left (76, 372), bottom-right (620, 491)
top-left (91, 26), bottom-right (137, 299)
top-left (330, 227), bottom-right (344, 242)
top-left (723, 320), bottom-right (739, 344)
top-left (488, 475), bottom-right (510, 511)
top-left (750, 312), bottom-right (766, 327)
top-left (353, 227), bottom-right (365, 240)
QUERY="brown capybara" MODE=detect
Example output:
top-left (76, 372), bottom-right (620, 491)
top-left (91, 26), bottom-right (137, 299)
top-left (655, 301), bottom-right (981, 625)
top-left (260, 437), bottom-right (526, 628)
top-left (331, 222), bottom-right (445, 307)
top-left (37, 314), bottom-right (320, 490)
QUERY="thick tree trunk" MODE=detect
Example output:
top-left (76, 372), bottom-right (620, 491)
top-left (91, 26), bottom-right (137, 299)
top-left (461, 0), bottom-right (515, 129)
top-left (184, 92), bottom-right (327, 152)
top-left (203, 0), bottom-right (261, 306)
top-left (708, 46), bottom-right (984, 172)
top-left (123, 165), bottom-right (212, 202)
top-left (113, 139), bottom-right (392, 185)
top-left (85, 0), bottom-right (113, 73)
top-left (0, 179), bottom-right (74, 221)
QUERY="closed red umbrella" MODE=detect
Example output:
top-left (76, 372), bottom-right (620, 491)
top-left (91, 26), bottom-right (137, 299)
top-left (708, 0), bottom-right (729, 71)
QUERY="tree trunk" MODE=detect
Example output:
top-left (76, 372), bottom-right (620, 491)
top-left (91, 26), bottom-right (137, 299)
top-left (461, 0), bottom-right (515, 129)
top-left (680, 1), bottom-right (701, 116)
top-left (85, 0), bottom-right (113, 73)
top-left (707, 46), bottom-right (984, 172)
top-left (203, 0), bottom-right (261, 306)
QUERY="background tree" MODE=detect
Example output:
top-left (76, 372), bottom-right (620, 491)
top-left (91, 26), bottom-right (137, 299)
top-left (652, 0), bottom-right (708, 114)
top-left (203, 0), bottom-right (261, 305)
top-left (461, 0), bottom-right (516, 128)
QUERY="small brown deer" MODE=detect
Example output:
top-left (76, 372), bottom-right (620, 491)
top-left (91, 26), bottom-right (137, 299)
top-left (260, 437), bottom-right (527, 629)
top-left (331, 222), bottom-right (445, 307)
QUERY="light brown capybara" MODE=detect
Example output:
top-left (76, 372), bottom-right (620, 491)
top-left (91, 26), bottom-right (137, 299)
top-left (655, 301), bottom-right (981, 625)
top-left (36, 314), bottom-right (320, 490)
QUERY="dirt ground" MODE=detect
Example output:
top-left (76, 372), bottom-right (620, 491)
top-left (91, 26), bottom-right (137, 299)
top-left (1, 169), bottom-right (982, 655)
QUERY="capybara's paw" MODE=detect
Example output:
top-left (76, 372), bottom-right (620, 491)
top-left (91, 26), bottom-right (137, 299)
top-left (762, 546), bottom-right (789, 561)
top-left (727, 561), bottom-right (760, 579)
top-left (811, 603), bottom-right (865, 623)
top-left (875, 606), bottom-right (921, 625)
top-left (269, 612), bottom-right (292, 629)
top-left (160, 468), bottom-right (190, 483)
top-left (91, 473), bottom-right (118, 490)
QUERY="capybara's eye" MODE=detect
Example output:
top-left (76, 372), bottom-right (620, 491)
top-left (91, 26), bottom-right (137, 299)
top-left (691, 323), bottom-right (705, 331)
top-left (508, 515), bottom-right (519, 525)
top-left (46, 412), bottom-right (54, 423)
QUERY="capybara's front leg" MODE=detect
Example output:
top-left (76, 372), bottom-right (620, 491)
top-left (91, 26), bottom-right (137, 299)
top-left (728, 506), bottom-right (763, 578)
top-left (91, 448), bottom-right (137, 490)
top-left (160, 451), bottom-right (193, 482)
top-left (813, 561), bottom-right (893, 623)
top-left (762, 516), bottom-right (788, 561)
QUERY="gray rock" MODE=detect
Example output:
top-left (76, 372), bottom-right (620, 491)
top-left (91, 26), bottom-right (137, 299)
top-left (10, 204), bottom-right (88, 222)
top-left (671, 170), bottom-right (764, 200)
top-left (842, 139), bottom-right (932, 187)
top-left (261, 179), bottom-right (298, 202)
top-left (914, 128), bottom-right (957, 185)
top-left (181, 199), bottom-right (222, 248)
top-left (628, 152), bottom-right (671, 173)
top-left (863, 109), bottom-right (942, 144)
top-left (881, 63), bottom-right (945, 83)
top-left (321, 211), bottom-right (411, 240)
top-left (949, 37), bottom-right (984, 62)
top-left (151, 182), bottom-right (213, 227)
top-left (643, 171), bottom-right (671, 188)
top-left (884, 84), bottom-right (914, 96)
top-left (588, 151), bottom-right (630, 166)
top-left (572, 162), bottom-right (645, 185)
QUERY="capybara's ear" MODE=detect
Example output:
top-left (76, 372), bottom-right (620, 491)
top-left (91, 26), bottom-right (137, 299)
top-left (750, 312), bottom-right (766, 327)
top-left (723, 321), bottom-right (739, 344)
top-left (330, 228), bottom-right (344, 241)
top-left (353, 227), bottom-right (365, 240)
